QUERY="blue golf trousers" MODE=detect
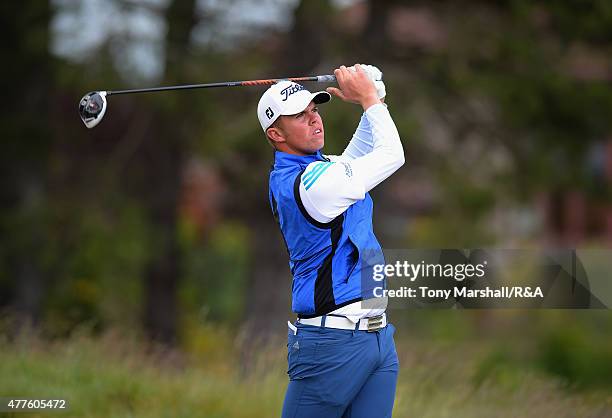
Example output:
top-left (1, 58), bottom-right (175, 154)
top-left (281, 321), bottom-right (399, 418)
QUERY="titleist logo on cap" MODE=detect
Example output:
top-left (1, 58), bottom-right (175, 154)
top-left (280, 84), bottom-right (305, 101)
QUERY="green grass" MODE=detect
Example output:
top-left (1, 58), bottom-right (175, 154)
top-left (0, 327), bottom-right (610, 418)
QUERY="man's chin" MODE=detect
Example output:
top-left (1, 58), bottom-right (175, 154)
top-left (300, 138), bottom-right (324, 155)
top-left (312, 138), bottom-right (324, 151)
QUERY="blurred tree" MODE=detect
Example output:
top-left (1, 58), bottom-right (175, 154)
top-left (0, 0), bottom-right (53, 331)
top-left (141, 0), bottom-right (198, 346)
top-left (280, 0), bottom-right (333, 74)
top-left (362, 0), bottom-right (400, 60)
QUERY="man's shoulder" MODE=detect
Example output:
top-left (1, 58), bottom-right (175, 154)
top-left (269, 165), bottom-right (304, 197)
top-left (270, 163), bottom-right (303, 178)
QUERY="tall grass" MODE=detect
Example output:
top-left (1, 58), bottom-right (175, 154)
top-left (0, 324), bottom-right (610, 418)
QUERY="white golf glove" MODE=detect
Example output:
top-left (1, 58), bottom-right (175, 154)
top-left (355, 64), bottom-right (386, 99)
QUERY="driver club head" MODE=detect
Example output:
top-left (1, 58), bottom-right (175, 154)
top-left (79, 91), bottom-right (107, 129)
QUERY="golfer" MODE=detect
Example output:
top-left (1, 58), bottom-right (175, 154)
top-left (257, 64), bottom-right (404, 418)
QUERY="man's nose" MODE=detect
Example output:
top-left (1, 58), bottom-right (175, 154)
top-left (308, 112), bottom-right (320, 125)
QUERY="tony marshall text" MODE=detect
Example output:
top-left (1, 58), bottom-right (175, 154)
top-left (374, 286), bottom-right (544, 299)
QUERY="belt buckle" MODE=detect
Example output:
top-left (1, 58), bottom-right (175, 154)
top-left (366, 315), bottom-right (384, 332)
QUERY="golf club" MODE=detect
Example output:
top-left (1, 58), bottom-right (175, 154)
top-left (79, 74), bottom-right (337, 129)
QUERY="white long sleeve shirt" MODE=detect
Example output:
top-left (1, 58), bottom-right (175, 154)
top-left (298, 103), bottom-right (405, 322)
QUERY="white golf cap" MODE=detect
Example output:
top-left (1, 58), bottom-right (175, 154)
top-left (257, 80), bottom-right (331, 131)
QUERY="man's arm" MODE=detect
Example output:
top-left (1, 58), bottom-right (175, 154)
top-left (336, 112), bottom-right (373, 160)
top-left (299, 65), bottom-right (404, 223)
top-left (332, 65), bottom-right (385, 161)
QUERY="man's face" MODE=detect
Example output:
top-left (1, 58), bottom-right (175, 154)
top-left (266, 101), bottom-right (324, 155)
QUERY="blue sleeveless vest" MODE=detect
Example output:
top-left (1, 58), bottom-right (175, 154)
top-left (269, 150), bottom-right (384, 317)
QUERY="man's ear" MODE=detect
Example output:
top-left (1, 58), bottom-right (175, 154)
top-left (266, 125), bottom-right (286, 145)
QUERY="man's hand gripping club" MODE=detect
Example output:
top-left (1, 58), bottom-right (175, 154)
top-left (326, 64), bottom-right (382, 111)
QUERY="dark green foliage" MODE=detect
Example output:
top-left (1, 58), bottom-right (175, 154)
top-left (538, 325), bottom-right (612, 388)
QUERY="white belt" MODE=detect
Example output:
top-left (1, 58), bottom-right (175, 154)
top-left (296, 313), bottom-right (386, 332)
